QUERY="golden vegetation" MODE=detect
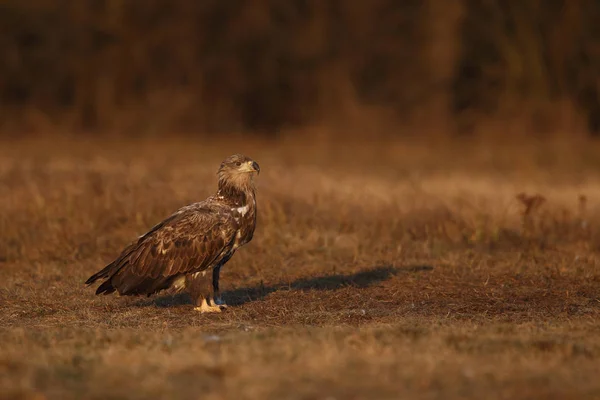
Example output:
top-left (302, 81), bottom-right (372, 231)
top-left (1, 136), bottom-right (600, 399)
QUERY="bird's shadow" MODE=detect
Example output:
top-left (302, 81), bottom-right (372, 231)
top-left (134, 264), bottom-right (433, 308)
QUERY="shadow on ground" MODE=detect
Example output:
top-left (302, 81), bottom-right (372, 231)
top-left (135, 264), bottom-right (433, 308)
top-left (225, 264), bottom-right (433, 306)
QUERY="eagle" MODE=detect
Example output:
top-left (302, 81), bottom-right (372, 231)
top-left (85, 154), bottom-right (260, 313)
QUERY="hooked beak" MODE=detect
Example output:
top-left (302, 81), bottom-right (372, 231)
top-left (251, 161), bottom-right (260, 175)
top-left (240, 160), bottom-right (260, 174)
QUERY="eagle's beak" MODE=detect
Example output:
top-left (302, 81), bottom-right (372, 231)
top-left (240, 160), bottom-right (260, 174)
top-left (251, 161), bottom-right (260, 175)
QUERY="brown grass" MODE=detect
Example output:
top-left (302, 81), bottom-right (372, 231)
top-left (1, 135), bottom-right (600, 399)
top-left (3, 1), bottom-right (600, 136)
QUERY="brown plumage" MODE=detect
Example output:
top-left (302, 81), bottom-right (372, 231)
top-left (85, 154), bottom-right (260, 313)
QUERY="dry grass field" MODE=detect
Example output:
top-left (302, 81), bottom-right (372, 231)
top-left (1, 135), bottom-right (600, 399)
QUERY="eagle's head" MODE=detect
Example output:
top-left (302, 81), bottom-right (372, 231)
top-left (218, 154), bottom-right (260, 190)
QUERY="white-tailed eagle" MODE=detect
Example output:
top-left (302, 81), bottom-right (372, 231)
top-left (85, 154), bottom-right (260, 313)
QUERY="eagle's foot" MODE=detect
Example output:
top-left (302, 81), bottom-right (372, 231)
top-left (213, 296), bottom-right (228, 309)
top-left (194, 298), bottom-right (225, 313)
top-left (194, 296), bottom-right (228, 313)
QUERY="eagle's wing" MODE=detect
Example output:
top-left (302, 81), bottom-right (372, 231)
top-left (87, 204), bottom-right (238, 296)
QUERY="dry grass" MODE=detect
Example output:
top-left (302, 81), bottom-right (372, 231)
top-left (1, 135), bottom-right (600, 399)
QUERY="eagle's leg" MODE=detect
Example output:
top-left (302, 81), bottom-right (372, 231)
top-left (212, 265), bottom-right (227, 309)
top-left (190, 271), bottom-right (223, 313)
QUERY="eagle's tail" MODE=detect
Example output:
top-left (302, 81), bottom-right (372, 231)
top-left (94, 279), bottom-right (117, 295)
top-left (85, 260), bottom-right (121, 295)
top-left (85, 263), bottom-right (113, 285)
top-left (85, 242), bottom-right (137, 294)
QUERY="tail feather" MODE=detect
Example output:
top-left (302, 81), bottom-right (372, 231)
top-left (111, 267), bottom-right (175, 296)
top-left (85, 242), bottom-right (137, 290)
top-left (85, 262), bottom-right (115, 285)
top-left (95, 279), bottom-right (117, 295)
top-left (86, 241), bottom-right (174, 297)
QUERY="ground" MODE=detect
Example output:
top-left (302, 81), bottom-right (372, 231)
top-left (1, 135), bottom-right (600, 400)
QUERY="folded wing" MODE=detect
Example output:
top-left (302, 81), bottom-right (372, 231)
top-left (86, 205), bottom-right (238, 296)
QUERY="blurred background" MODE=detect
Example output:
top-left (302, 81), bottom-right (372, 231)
top-left (2, 0), bottom-right (600, 139)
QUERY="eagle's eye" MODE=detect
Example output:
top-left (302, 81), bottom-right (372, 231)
top-left (235, 161), bottom-right (241, 166)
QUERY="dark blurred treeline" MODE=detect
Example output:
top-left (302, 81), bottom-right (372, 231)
top-left (1, 0), bottom-right (600, 136)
